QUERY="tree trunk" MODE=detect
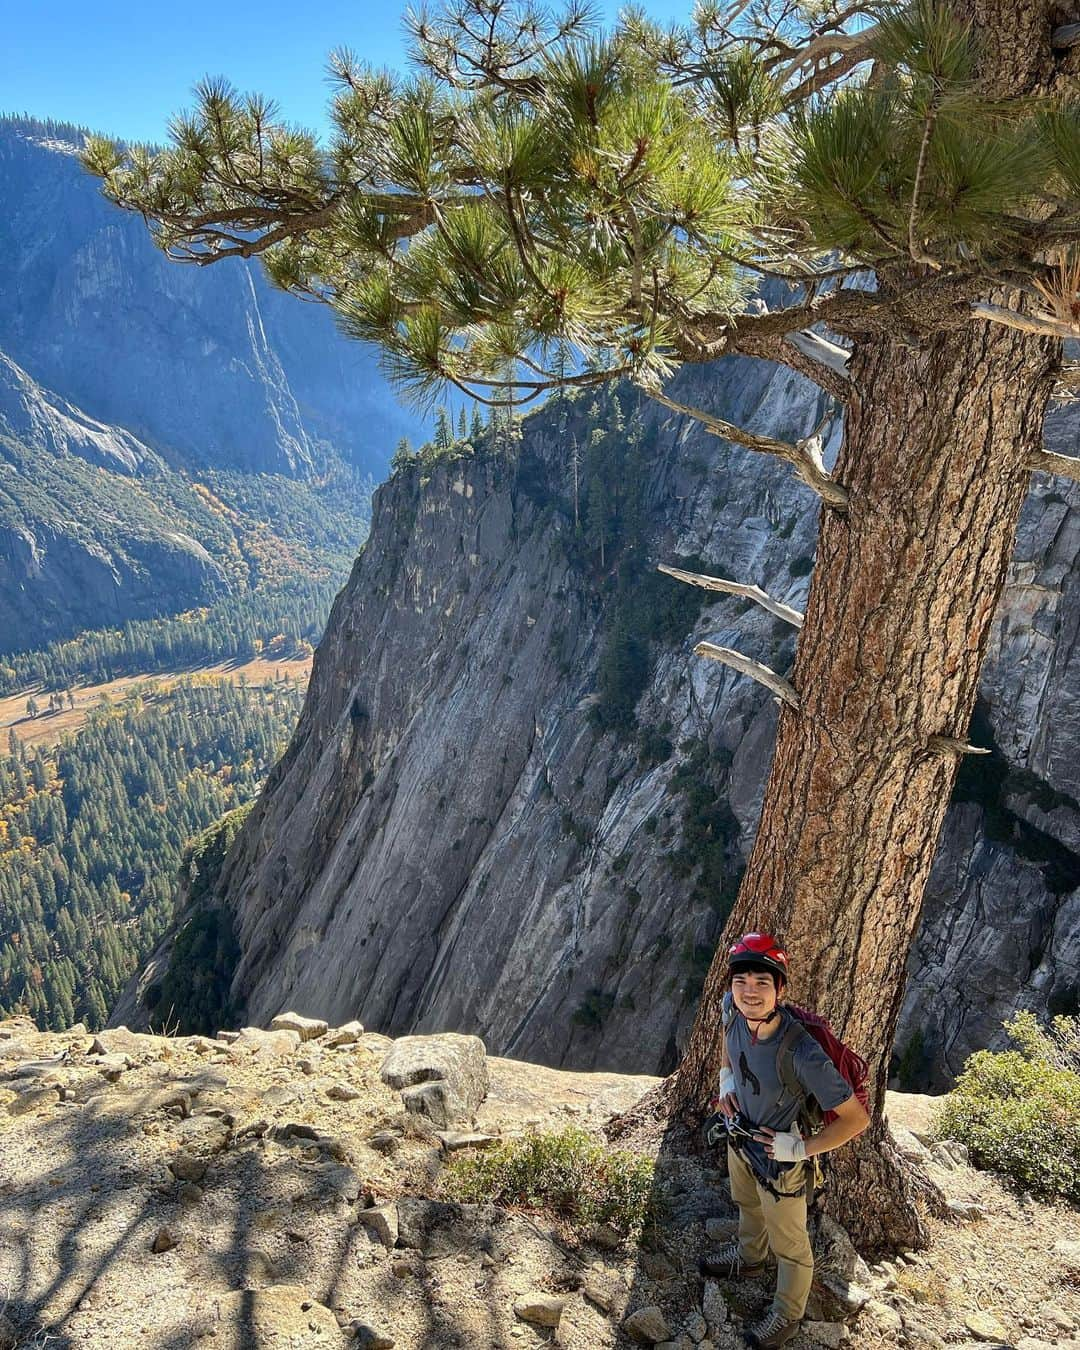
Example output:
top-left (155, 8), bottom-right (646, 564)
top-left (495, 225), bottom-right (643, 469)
top-left (663, 0), bottom-right (1066, 1255)
top-left (671, 313), bottom-right (1059, 1251)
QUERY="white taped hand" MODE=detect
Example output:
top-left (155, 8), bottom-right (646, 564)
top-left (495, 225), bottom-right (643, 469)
top-left (769, 1129), bottom-right (807, 1163)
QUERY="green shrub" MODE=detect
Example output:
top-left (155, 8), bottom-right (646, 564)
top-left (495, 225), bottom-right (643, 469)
top-left (442, 1127), bottom-right (656, 1237)
top-left (934, 1012), bottom-right (1080, 1201)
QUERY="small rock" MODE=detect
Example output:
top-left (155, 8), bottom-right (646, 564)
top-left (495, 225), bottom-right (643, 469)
top-left (261, 1084), bottom-right (299, 1110)
top-left (624, 1305), bottom-right (672, 1344)
top-left (964, 1311), bottom-right (1009, 1341)
top-left (927, 1142), bottom-right (958, 1171)
top-left (656, 1339), bottom-right (694, 1350)
top-left (891, 1127), bottom-right (931, 1162)
top-left (94, 1053), bottom-right (131, 1081)
top-left (704, 1217), bottom-right (736, 1243)
top-left (702, 1281), bottom-right (727, 1331)
top-left (582, 1269), bottom-right (628, 1314)
top-left (865, 1300), bottom-right (903, 1334)
top-left (215, 1030), bottom-right (241, 1044)
top-left (1052, 1239), bottom-right (1080, 1270)
top-left (804, 1321), bottom-right (845, 1348)
top-left (901, 1316), bottom-right (945, 1348)
top-left (346, 1322), bottom-right (395, 1348)
top-left (391, 1258), bottom-right (417, 1278)
top-left (326, 1082), bottom-right (363, 1101)
top-left (325, 1021), bottom-right (365, 1047)
top-left (297, 1057), bottom-right (318, 1075)
top-left (946, 1200), bottom-right (987, 1222)
top-left (269, 1012), bottom-right (329, 1042)
top-left (178, 1182), bottom-right (204, 1206)
top-left (367, 1131), bottom-right (401, 1155)
top-left (1044, 1307), bottom-right (1077, 1332)
top-left (356, 1204), bottom-right (399, 1249)
top-left (435, 1130), bottom-right (498, 1152)
top-left (151, 1226), bottom-right (178, 1253)
top-left (168, 1151), bottom-right (208, 1183)
top-left (513, 1293), bottom-right (567, 1328)
top-left (684, 1310), bottom-right (708, 1342)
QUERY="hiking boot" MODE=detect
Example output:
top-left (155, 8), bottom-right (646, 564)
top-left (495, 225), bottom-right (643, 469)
top-left (745, 1307), bottom-right (801, 1348)
top-left (699, 1240), bottom-right (765, 1279)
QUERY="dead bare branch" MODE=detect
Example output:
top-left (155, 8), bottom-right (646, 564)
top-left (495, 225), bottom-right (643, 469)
top-left (694, 641), bottom-right (801, 709)
top-left (971, 301), bottom-right (1079, 341)
top-left (1028, 446), bottom-right (1080, 484)
top-left (658, 564), bottom-right (805, 628)
top-left (651, 389), bottom-right (849, 509)
top-left (926, 736), bottom-right (991, 756)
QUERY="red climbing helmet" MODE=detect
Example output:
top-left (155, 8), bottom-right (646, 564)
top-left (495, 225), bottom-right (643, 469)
top-left (727, 932), bottom-right (789, 987)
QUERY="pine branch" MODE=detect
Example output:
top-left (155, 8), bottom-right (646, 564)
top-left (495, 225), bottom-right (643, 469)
top-left (693, 641), bottom-right (800, 709)
top-left (658, 564), bottom-right (804, 628)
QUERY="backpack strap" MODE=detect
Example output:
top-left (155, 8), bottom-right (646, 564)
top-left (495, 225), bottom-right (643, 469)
top-left (721, 990), bottom-right (738, 1034)
top-left (775, 1015), bottom-right (811, 1109)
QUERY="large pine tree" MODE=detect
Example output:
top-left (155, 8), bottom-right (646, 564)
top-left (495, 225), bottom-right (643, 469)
top-left (84, 0), bottom-right (1080, 1248)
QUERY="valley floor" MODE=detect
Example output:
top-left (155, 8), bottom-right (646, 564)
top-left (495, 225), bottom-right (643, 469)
top-left (0, 1017), bottom-right (1076, 1350)
top-left (0, 655), bottom-right (312, 751)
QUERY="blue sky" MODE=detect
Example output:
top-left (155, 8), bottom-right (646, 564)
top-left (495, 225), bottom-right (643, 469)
top-left (5, 0), bottom-right (692, 144)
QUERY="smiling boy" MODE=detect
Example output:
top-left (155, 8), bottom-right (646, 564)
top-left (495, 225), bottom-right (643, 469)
top-left (704, 933), bottom-right (870, 1349)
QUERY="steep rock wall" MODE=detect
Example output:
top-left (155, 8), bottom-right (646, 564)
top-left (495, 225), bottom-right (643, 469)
top-left (119, 358), bottom-right (1080, 1085)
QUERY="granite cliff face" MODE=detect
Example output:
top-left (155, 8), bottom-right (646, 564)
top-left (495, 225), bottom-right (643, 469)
top-left (0, 117), bottom-right (421, 479)
top-left (118, 350), bottom-right (1080, 1085)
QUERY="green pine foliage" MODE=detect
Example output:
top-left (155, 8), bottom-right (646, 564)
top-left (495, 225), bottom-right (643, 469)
top-left (934, 1012), bottom-right (1080, 1202)
top-left (443, 1127), bottom-right (657, 1237)
top-left (0, 678), bottom-right (303, 1030)
top-left (0, 579), bottom-right (332, 695)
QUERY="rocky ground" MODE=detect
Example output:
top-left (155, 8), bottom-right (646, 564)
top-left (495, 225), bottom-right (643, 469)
top-left (0, 1015), bottom-right (1077, 1350)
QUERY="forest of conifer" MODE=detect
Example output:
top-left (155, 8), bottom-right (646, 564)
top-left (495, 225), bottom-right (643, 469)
top-left (0, 676), bottom-right (304, 1029)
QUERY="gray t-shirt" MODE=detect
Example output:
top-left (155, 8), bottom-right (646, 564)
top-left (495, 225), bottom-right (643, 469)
top-left (723, 998), bottom-right (853, 1132)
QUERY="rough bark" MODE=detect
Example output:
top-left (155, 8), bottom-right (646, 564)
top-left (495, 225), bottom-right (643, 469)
top-left (670, 312), bottom-right (1059, 1250)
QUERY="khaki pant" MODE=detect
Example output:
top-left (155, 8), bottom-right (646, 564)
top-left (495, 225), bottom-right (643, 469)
top-left (727, 1144), bottom-right (813, 1322)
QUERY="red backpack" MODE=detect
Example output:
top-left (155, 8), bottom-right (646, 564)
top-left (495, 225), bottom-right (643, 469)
top-left (722, 994), bottom-right (870, 1130)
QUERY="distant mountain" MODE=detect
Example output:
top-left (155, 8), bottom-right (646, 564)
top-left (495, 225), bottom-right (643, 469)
top-left (0, 116), bottom-right (422, 479)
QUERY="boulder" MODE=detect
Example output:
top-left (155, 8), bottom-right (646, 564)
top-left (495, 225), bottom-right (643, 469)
top-left (380, 1033), bottom-right (487, 1122)
top-left (232, 1026), bottom-right (302, 1058)
top-left (513, 1293), bottom-right (567, 1328)
top-left (270, 1012), bottom-right (329, 1042)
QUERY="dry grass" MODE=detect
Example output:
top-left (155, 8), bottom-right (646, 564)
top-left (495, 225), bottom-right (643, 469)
top-left (0, 656), bottom-right (313, 750)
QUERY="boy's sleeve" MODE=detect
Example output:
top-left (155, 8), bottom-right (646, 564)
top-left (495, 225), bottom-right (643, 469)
top-left (794, 1038), bottom-right (853, 1113)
